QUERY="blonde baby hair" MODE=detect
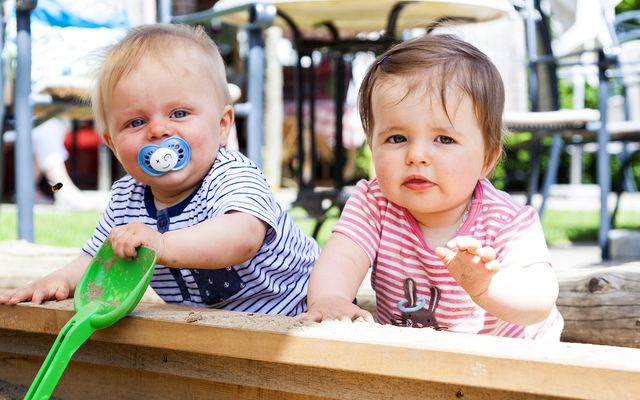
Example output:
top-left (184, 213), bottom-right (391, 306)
top-left (92, 23), bottom-right (231, 134)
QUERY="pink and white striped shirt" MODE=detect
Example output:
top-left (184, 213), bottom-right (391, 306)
top-left (333, 178), bottom-right (563, 340)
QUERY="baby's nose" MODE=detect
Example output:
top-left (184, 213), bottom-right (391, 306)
top-left (148, 121), bottom-right (172, 139)
top-left (406, 147), bottom-right (430, 165)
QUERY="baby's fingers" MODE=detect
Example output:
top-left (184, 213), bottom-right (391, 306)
top-left (353, 308), bottom-right (375, 323)
top-left (475, 246), bottom-right (497, 263)
top-left (54, 285), bottom-right (71, 301)
top-left (295, 310), bottom-right (323, 322)
top-left (29, 287), bottom-right (67, 304)
top-left (122, 244), bottom-right (139, 259)
top-left (31, 288), bottom-right (51, 304)
top-left (111, 238), bottom-right (139, 259)
top-left (446, 236), bottom-right (482, 253)
top-left (0, 288), bottom-right (18, 304)
top-left (34, 286), bottom-right (69, 304)
top-left (484, 259), bottom-right (501, 272)
top-left (435, 246), bottom-right (456, 265)
top-left (5, 287), bottom-right (37, 305)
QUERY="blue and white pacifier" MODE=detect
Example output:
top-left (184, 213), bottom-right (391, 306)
top-left (137, 137), bottom-right (191, 177)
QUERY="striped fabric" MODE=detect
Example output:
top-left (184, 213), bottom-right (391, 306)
top-left (333, 178), bottom-right (563, 339)
top-left (82, 148), bottom-right (319, 316)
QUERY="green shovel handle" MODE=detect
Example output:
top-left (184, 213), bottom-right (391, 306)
top-left (24, 303), bottom-right (101, 400)
top-left (25, 242), bottom-right (157, 399)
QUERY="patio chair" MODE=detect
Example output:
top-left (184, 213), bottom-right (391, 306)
top-left (502, 0), bottom-right (640, 260)
top-left (607, 10), bottom-right (640, 220)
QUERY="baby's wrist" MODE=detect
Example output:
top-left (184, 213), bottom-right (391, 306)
top-left (308, 295), bottom-right (348, 308)
top-left (157, 233), bottom-right (167, 263)
top-left (468, 285), bottom-right (489, 300)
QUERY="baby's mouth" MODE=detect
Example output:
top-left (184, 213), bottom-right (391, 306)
top-left (403, 175), bottom-right (434, 189)
top-left (403, 175), bottom-right (431, 184)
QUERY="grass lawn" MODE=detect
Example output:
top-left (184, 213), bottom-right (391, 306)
top-left (542, 209), bottom-right (640, 245)
top-left (0, 206), bottom-right (102, 248)
top-left (1, 205), bottom-right (639, 249)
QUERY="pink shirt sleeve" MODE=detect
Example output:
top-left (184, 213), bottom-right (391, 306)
top-left (494, 205), bottom-right (553, 269)
top-left (332, 180), bottom-right (383, 265)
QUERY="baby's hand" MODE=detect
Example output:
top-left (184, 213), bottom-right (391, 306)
top-left (435, 236), bottom-right (500, 299)
top-left (108, 222), bottom-right (164, 260)
top-left (296, 296), bottom-right (374, 323)
top-left (0, 270), bottom-right (73, 305)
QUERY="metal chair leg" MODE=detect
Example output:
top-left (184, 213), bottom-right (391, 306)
top-left (526, 137), bottom-right (542, 206)
top-left (538, 134), bottom-right (563, 218)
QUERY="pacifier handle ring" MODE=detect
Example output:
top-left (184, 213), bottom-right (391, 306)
top-left (398, 296), bottom-right (426, 313)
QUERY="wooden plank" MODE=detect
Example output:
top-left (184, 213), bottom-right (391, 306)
top-left (1, 301), bottom-right (640, 400)
top-left (0, 334), bottom-right (549, 400)
top-left (0, 350), bottom-right (324, 400)
top-left (556, 264), bottom-right (640, 348)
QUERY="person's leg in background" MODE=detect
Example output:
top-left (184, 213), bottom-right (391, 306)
top-left (32, 117), bottom-right (89, 209)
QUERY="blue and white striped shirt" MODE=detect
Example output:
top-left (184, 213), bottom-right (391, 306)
top-left (82, 148), bottom-right (319, 316)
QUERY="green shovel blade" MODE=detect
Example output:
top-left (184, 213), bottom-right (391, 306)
top-left (74, 240), bottom-right (157, 328)
top-left (25, 240), bottom-right (157, 400)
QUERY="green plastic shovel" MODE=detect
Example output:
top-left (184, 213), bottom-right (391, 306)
top-left (25, 240), bottom-right (157, 400)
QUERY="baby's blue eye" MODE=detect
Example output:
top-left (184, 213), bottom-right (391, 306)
top-left (129, 119), bottom-right (144, 128)
top-left (436, 135), bottom-right (455, 144)
top-left (172, 110), bottom-right (188, 118)
top-left (388, 134), bottom-right (406, 144)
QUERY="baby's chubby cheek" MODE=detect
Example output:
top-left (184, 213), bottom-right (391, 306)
top-left (109, 145), bottom-right (143, 176)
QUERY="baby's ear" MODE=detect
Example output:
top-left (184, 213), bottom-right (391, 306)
top-left (482, 147), bottom-right (503, 178)
top-left (102, 131), bottom-right (118, 157)
top-left (218, 104), bottom-right (235, 146)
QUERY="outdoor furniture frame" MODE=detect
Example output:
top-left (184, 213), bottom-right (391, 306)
top-left (0, 0), bottom-right (110, 240)
top-left (503, 0), bottom-right (640, 260)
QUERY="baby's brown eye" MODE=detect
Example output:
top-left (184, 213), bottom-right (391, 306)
top-left (388, 135), bottom-right (406, 144)
top-left (436, 135), bottom-right (454, 144)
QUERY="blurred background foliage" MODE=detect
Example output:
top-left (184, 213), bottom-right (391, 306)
top-left (618, 0), bottom-right (640, 13)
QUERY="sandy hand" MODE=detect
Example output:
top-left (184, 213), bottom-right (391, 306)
top-left (108, 222), bottom-right (164, 260)
top-left (0, 271), bottom-right (72, 305)
top-left (435, 236), bottom-right (500, 298)
top-left (296, 296), bottom-right (374, 323)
